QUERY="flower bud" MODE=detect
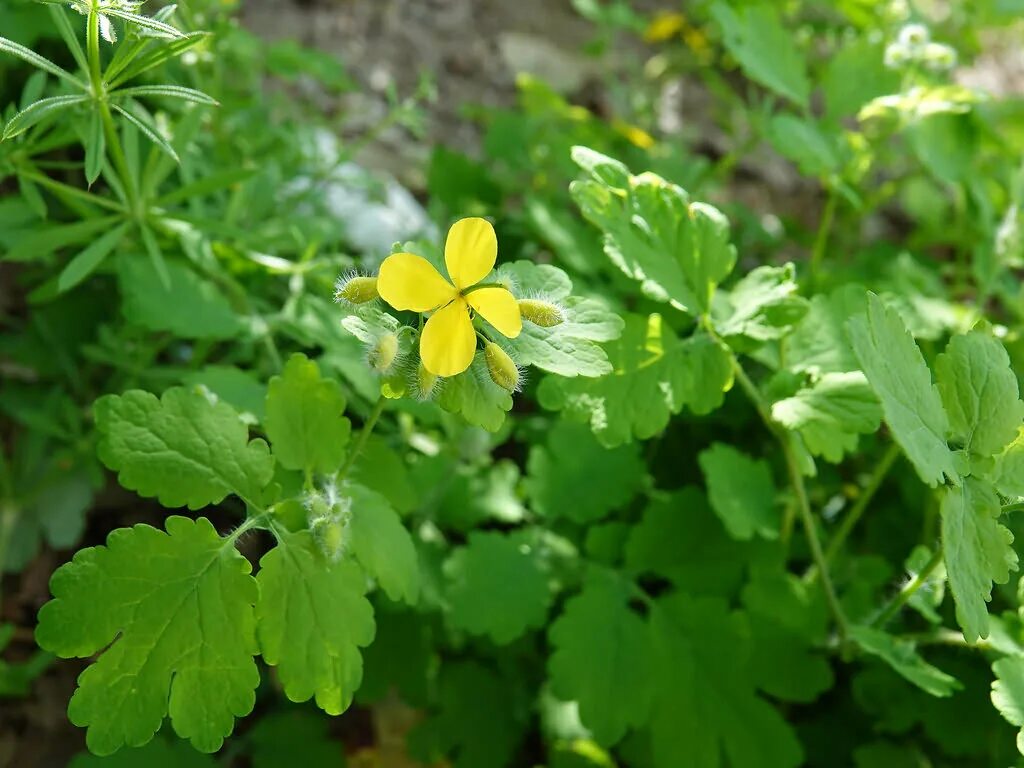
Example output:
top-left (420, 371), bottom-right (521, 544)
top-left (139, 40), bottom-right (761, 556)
top-left (368, 332), bottom-right (399, 373)
top-left (335, 275), bottom-right (379, 304)
top-left (897, 23), bottom-right (929, 51)
top-left (484, 342), bottom-right (520, 392)
top-left (310, 514), bottom-right (348, 562)
top-left (922, 42), bottom-right (957, 71)
top-left (518, 298), bottom-right (564, 328)
top-left (416, 360), bottom-right (439, 399)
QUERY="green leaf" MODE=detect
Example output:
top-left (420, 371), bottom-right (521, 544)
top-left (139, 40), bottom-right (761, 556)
top-left (409, 661), bottom-right (526, 768)
top-left (940, 477), bottom-right (1017, 642)
top-left (538, 314), bottom-right (733, 447)
top-left (742, 568), bottom-right (834, 703)
top-left (113, 85), bottom-right (218, 106)
top-left (847, 292), bottom-right (958, 488)
top-left (69, 737), bottom-right (219, 767)
top-left (3, 94), bottom-right (89, 140)
top-left (18, 174), bottom-right (46, 219)
top-left (347, 483), bottom-right (419, 604)
top-left (182, 366), bottom-right (267, 421)
top-left (934, 331), bottom-right (1024, 459)
top-left (36, 517), bottom-right (259, 754)
top-left (264, 354), bottom-right (351, 474)
top-left (525, 421), bottom-right (645, 524)
top-left (57, 223), bottom-right (128, 293)
top-left (648, 594), bottom-right (802, 768)
top-left (710, 2), bottom-right (810, 107)
top-left (992, 656), bottom-right (1024, 755)
top-left (699, 443), bottom-right (778, 540)
top-left (715, 264), bottom-right (809, 341)
top-left (110, 103), bottom-right (180, 163)
top-left (497, 260), bottom-right (623, 377)
top-left (255, 530), bottom-right (375, 715)
top-left (102, 8), bottom-right (185, 38)
top-left (0, 35), bottom-right (85, 88)
top-left (445, 531), bottom-right (552, 644)
top-left (84, 109), bottom-right (106, 186)
top-left (246, 709), bottom-right (347, 768)
top-left (94, 387), bottom-right (274, 509)
top-left (771, 372), bottom-right (882, 463)
top-left (994, 428), bottom-right (1024, 498)
top-left (437, 356), bottom-right (513, 432)
top-left (767, 114), bottom-right (839, 177)
top-left (548, 573), bottom-right (653, 745)
top-left (571, 152), bottom-right (735, 314)
top-left (118, 257), bottom-right (242, 339)
top-left (784, 284), bottom-right (867, 374)
top-left (625, 488), bottom-right (749, 597)
top-left (850, 625), bottom-right (961, 697)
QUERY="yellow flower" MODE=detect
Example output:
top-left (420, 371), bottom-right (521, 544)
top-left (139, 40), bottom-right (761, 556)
top-left (377, 217), bottom-right (522, 377)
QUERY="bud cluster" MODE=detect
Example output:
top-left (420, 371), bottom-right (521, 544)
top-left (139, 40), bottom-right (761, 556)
top-left (884, 24), bottom-right (957, 72)
top-left (305, 483), bottom-right (352, 562)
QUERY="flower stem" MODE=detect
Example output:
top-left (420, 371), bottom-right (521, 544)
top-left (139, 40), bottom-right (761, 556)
top-left (337, 396), bottom-right (387, 481)
top-left (730, 356), bottom-right (850, 642)
top-left (870, 547), bottom-right (944, 628)
top-left (819, 442), bottom-right (901, 568)
top-left (809, 187), bottom-right (837, 291)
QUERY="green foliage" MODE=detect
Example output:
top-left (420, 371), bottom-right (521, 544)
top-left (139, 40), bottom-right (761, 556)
top-left (7, 0), bottom-right (1024, 765)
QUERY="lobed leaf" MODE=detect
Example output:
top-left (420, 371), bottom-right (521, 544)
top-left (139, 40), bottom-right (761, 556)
top-left (94, 387), bottom-right (274, 509)
top-left (255, 530), bottom-right (375, 715)
top-left (264, 353), bottom-right (350, 474)
top-left (36, 517), bottom-right (259, 754)
top-left (847, 292), bottom-right (958, 487)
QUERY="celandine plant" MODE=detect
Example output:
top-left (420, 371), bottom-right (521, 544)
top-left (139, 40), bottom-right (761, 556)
top-left (8, 1), bottom-right (1024, 766)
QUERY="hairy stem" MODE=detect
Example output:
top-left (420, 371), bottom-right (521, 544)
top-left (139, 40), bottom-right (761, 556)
top-left (337, 396), bottom-right (387, 480)
top-left (821, 442), bottom-right (901, 566)
top-left (731, 357), bottom-right (849, 641)
top-left (870, 547), bottom-right (944, 628)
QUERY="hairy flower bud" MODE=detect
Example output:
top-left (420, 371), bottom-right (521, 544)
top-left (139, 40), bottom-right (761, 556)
top-left (335, 275), bottom-right (379, 305)
top-left (518, 298), bottom-right (564, 328)
top-left (484, 342), bottom-right (520, 392)
top-left (368, 332), bottom-right (399, 373)
top-left (416, 360), bottom-right (439, 399)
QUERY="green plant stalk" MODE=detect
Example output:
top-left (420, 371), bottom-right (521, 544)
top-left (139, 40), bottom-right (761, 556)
top-left (809, 187), bottom-right (837, 290)
top-left (87, 7), bottom-right (137, 212)
top-left (337, 396), bottom-right (387, 480)
top-left (820, 441), bottom-right (901, 567)
top-left (870, 546), bottom-right (944, 628)
top-left (730, 355), bottom-right (850, 641)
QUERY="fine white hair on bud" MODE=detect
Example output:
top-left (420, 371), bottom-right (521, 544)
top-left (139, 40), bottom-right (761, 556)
top-left (305, 486), bottom-right (352, 563)
top-left (518, 298), bottom-right (565, 327)
top-left (334, 271), bottom-right (379, 305)
top-left (368, 332), bottom-right (400, 374)
top-left (484, 342), bottom-right (523, 392)
top-left (415, 360), bottom-right (440, 401)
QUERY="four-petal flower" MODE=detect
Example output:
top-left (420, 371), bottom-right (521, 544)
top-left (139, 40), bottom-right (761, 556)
top-left (377, 218), bottom-right (522, 376)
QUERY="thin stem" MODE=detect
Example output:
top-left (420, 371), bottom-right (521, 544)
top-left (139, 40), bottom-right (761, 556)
top-left (337, 396), bottom-right (387, 480)
top-left (87, 8), bottom-right (137, 211)
top-left (870, 547), bottom-right (944, 628)
top-left (902, 628), bottom-right (992, 650)
top-left (226, 512), bottom-right (268, 545)
top-left (809, 188), bottom-right (837, 291)
top-left (822, 442), bottom-right (901, 565)
top-left (730, 356), bottom-right (850, 641)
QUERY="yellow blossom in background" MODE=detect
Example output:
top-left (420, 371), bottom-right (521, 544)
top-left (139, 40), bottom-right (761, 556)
top-left (644, 11), bottom-right (686, 43)
top-left (377, 218), bottom-right (522, 377)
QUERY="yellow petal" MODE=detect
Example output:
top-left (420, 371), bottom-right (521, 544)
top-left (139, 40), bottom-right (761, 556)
top-left (466, 287), bottom-right (522, 339)
top-left (420, 298), bottom-right (477, 377)
top-left (377, 253), bottom-right (455, 312)
top-left (444, 217), bottom-right (497, 290)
